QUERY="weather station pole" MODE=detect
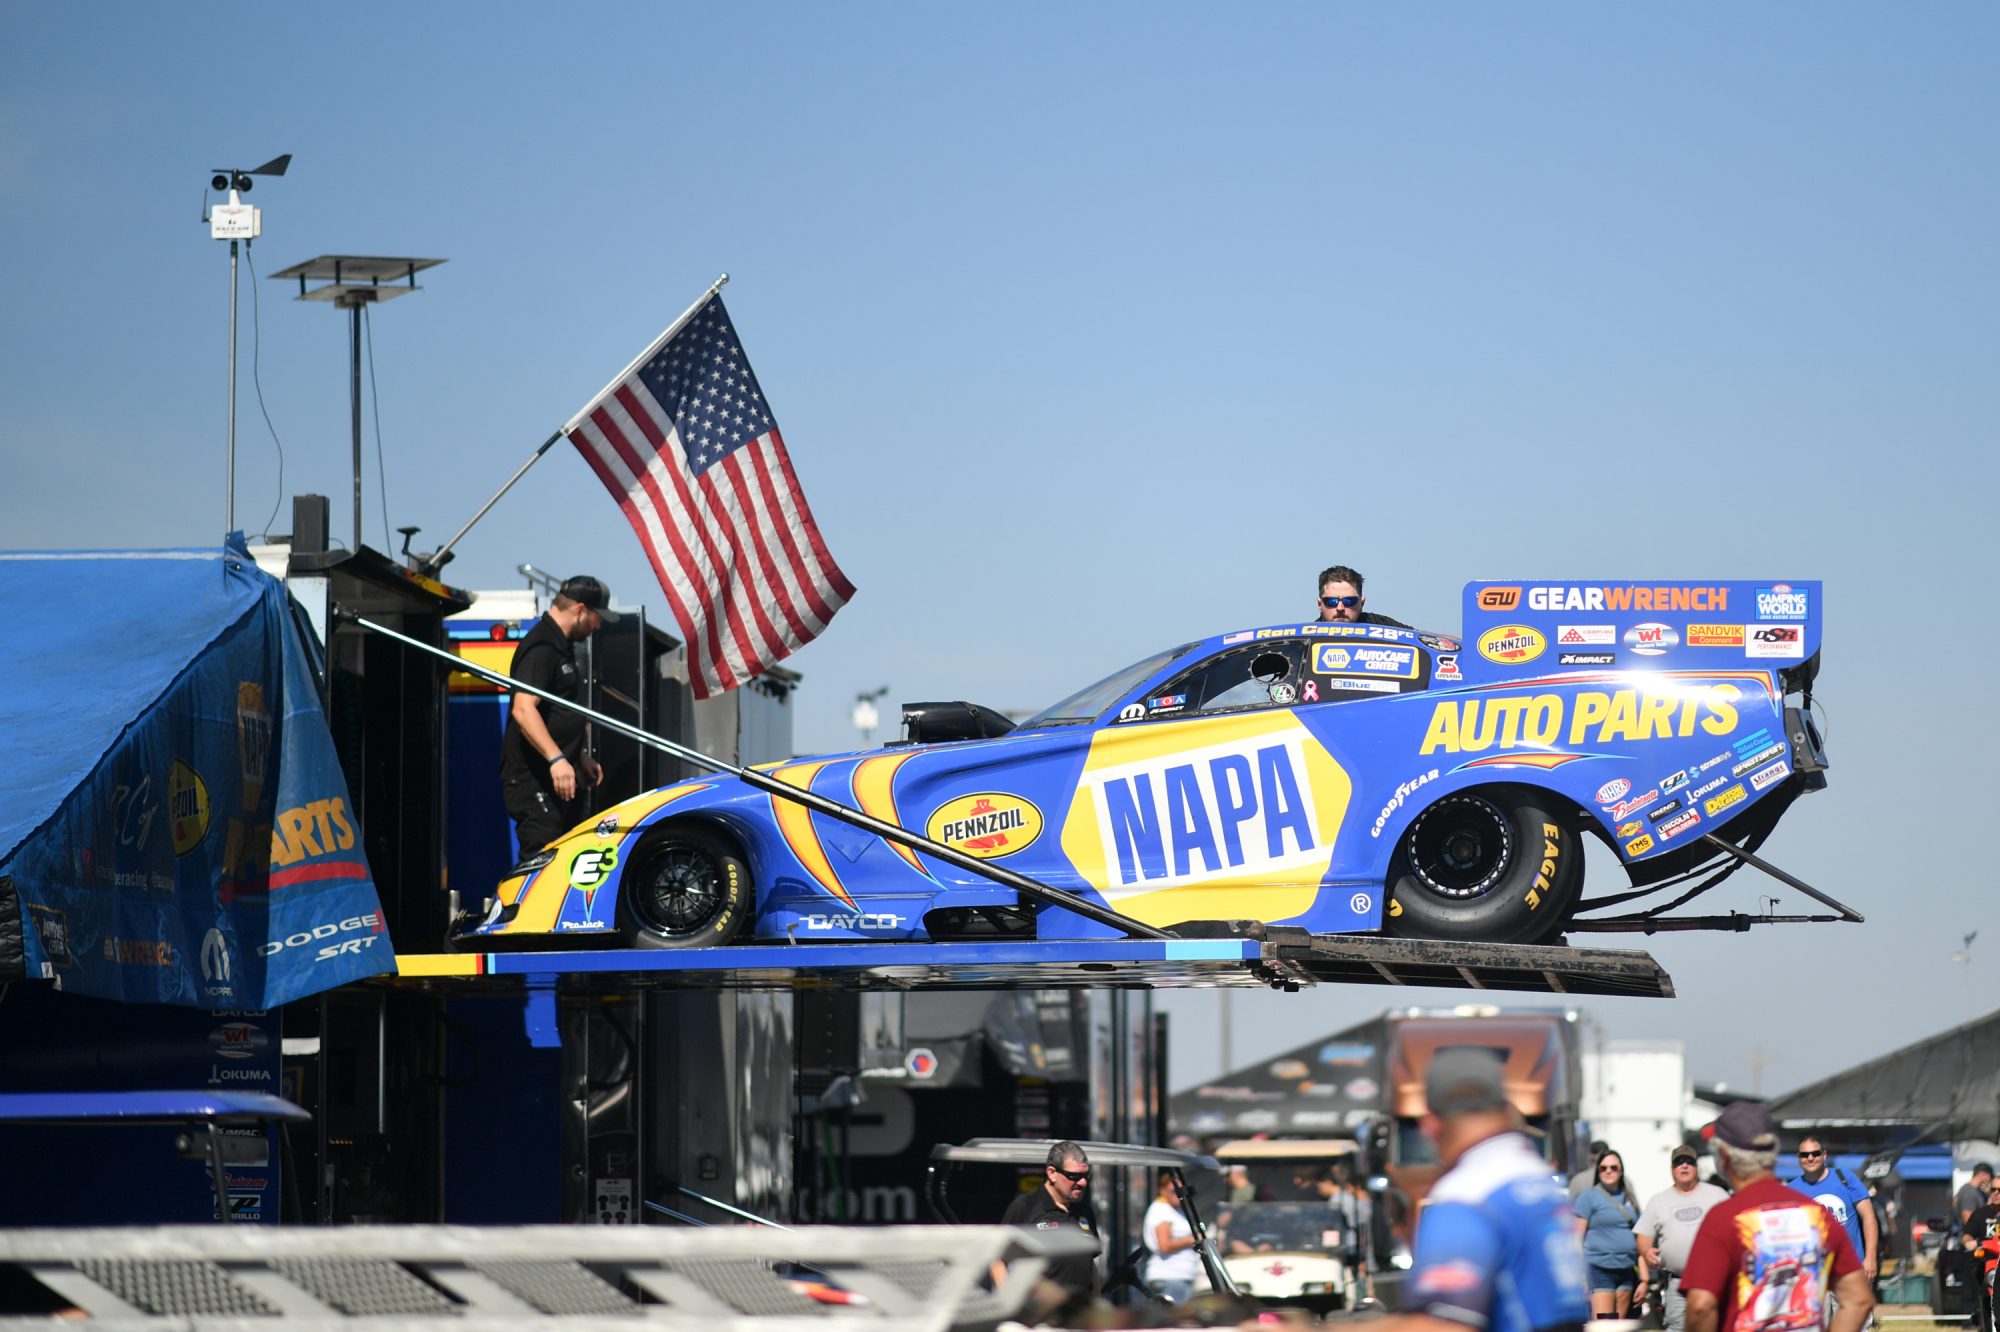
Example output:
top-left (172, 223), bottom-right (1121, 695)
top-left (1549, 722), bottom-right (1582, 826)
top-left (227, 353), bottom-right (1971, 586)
top-left (267, 254), bottom-right (446, 552)
top-left (205, 154), bottom-right (290, 532)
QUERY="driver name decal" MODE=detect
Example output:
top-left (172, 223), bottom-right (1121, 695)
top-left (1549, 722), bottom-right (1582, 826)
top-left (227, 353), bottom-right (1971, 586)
top-left (1421, 684), bottom-right (1741, 755)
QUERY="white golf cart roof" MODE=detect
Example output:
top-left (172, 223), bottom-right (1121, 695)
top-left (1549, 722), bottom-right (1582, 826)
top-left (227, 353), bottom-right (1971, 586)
top-left (1212, 1138), bottom-right (1359, 1160)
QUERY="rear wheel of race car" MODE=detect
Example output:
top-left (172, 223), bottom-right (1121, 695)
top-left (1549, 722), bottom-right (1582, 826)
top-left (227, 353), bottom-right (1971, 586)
top-left (1384, 786), bottom-right (1581, 944)
top-left (615, 824), bottom-right (749, 949)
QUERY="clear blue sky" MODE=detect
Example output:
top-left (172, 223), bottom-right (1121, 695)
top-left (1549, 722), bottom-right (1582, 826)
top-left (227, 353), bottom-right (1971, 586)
top-left (5, 3), bottom-right (1995, 1098)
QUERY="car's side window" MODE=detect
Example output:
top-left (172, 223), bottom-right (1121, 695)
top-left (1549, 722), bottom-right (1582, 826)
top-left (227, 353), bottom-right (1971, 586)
top-left (1155, 644), bottom-right (1311, 715)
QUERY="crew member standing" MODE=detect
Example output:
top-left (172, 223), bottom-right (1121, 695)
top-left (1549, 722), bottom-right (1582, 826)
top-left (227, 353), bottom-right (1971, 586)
top-left (1370, 1047), bottom-right (1590, 1332)
top-left (500, 576), bottom-right (617, 854)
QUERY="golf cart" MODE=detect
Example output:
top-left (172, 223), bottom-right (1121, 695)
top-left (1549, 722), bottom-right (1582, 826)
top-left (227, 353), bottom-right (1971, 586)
top-left (926, 1138), bottom-right (1239, 1305)
top-left (1212, 1137), bottom-right (1371, 1314)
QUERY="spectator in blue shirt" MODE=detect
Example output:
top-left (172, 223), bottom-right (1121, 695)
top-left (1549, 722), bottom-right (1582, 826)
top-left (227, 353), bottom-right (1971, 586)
top-left (1574, 1150), bottom-right (1647, 1318)
top-left (1787, 1135), bottom-right (1879, 1281)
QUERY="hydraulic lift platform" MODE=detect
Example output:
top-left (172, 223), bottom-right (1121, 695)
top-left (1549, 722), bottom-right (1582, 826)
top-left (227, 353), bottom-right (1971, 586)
top-left (391, 929), bottom-right (1674, 998)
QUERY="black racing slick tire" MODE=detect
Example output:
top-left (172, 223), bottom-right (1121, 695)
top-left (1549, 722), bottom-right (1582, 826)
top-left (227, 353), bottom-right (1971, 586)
top-left (1384, 786), bottom-right (1581, 944)
top-left (615, 825), bottom-right (749, 950)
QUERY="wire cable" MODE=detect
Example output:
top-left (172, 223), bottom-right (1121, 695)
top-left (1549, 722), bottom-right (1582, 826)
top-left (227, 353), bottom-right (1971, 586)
top-left (363, 304), bottom-right (392, 551)
top-left (242, 241), bottom-right (288, 540)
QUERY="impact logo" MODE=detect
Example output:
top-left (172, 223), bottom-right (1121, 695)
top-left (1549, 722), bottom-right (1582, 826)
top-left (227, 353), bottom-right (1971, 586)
top-left (927, 793), bottom-right (1044, 859)
top-left (1623, 623), bottom-right (1680, 656)
top-left (1755, 584), bottom-right (1809, 621)
top-left (1063, 716), bottom-right (1350, 917)
top-left (1477, 625), bottom-right (1546, 665)
top-left (170, 760), bottom-right (211, 856)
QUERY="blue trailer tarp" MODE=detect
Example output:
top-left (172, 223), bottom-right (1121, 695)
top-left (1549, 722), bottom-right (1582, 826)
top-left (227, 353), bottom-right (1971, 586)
top-left (0, 536), bottom-right (393, 1007)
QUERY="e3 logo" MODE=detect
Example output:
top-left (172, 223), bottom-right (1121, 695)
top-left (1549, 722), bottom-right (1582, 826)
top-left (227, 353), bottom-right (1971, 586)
top-left (568, 847), bottom-right (618, 888)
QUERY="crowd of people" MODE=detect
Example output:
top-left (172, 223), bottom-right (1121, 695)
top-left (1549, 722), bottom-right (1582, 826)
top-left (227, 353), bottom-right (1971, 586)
top-left (1371, 1061), bottom-right (1883, 1332)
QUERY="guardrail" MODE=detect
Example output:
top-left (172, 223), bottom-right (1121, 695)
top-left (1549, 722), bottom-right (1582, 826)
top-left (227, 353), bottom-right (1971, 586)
top-left (0, 1223), bottom-right (1094, 1332)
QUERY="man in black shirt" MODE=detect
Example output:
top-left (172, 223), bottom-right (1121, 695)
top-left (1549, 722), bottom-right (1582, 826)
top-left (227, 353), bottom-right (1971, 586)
top-left (1316, 565), bottom-right (1412, 629)
top-left (991, 1141), bottom-right (1101, 1304)
top-left (1963, 1183), bottom-right (2000, 1332)
top-left (499, 575), bottom-right (617, 855)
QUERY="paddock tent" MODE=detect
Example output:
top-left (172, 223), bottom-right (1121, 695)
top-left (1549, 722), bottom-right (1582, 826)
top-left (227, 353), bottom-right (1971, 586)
top-left (0, 537), bottom-right (392, 1007)
top-left (1765, 1007), bottom-right (2000, 1143)
top-left (1171, 1016), bottom-right (1388, 1138)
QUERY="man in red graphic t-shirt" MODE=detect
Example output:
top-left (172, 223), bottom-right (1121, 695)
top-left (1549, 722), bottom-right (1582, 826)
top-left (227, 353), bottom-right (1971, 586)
top-left (1683, 1103), bottom-right (1871, 1332)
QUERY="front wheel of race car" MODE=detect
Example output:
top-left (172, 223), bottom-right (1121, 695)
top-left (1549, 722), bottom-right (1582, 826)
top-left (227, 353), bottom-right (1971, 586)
top-left (615, 824), bottom-right (750, 949)
top-left (1384, 786), bottom-right (1581, 944)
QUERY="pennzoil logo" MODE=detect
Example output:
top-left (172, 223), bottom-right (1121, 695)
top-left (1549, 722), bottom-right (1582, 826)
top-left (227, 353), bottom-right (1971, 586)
top-left (1477, 625), bottom-right (1546, 665)
top-left (170, 761), bottom-right (211, 856)
top-left (927, 794), bottom-right (1043, 859)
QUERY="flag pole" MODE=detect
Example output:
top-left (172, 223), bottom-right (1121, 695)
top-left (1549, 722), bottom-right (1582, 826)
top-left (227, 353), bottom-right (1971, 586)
top-left (420, 273), bottom-right (731, 575)
top-left (562, 272), bottom-right (729, 433)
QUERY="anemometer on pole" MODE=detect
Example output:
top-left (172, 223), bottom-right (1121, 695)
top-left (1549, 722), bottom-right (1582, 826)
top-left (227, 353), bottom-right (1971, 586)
top-left (205, 154), bottom-right (291, 535)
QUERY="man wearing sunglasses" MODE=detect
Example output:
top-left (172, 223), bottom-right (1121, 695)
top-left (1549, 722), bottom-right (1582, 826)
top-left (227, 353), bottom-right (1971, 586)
top-left (993, 1141), bottom-right (1100, 1303)
top-left (1786, 1135), bottom-right (1879, 1285)
top-left (1316, 565), bottom-right (1411, 629)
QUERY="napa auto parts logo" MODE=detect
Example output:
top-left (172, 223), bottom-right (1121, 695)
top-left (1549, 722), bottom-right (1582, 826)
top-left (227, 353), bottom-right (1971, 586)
top-left (926, 793), bottom-right (1044, 859)
top-left (1477, 625), bottom-right (1546, 665)
top-left (1755, 584), bottom-right (1809, 621)
top-left (1061, 712), bottom-right (1351, 923)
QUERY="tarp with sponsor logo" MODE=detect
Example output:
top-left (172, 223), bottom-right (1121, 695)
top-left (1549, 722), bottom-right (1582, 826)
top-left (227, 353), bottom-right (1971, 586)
top-left (0, 537), bottom-right (391, 1007)
top-left (1171, 1016), bottom-right (1388, 1139)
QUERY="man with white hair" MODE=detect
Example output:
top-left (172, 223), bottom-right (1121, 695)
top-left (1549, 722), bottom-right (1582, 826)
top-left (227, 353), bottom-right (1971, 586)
top-left (1682, 1103), bottom-right (1872, 1332)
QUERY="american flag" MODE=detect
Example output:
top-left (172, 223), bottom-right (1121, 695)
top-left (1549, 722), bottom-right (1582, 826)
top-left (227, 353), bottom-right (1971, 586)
top-left (564, 295), bottom-right (855, 698)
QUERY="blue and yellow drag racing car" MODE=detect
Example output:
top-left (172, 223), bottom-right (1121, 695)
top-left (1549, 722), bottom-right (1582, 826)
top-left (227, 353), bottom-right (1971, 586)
top-left (456, 579), bottom-right (1827, 950)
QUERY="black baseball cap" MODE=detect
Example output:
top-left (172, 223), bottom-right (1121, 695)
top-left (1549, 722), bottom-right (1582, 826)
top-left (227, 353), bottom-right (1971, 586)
top-left (560, 575), bottom-right (620, 621)
top-left (1671, 1146), bottom-right (1699, 1165)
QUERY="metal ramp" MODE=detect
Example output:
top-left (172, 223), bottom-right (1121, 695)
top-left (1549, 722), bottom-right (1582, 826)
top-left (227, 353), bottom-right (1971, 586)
top-left (391, 932), bottom-right (1673, 999)
top-left (0, 1223), bottom-right (1091, 1332)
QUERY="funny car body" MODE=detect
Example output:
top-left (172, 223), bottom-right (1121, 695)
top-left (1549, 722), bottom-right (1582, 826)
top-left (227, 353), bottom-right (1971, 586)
top-left (455, 579), bottom-right (1826, 951)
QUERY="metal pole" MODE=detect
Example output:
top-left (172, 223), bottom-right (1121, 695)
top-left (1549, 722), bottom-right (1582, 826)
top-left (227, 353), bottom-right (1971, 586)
top-left (226, 239), bottom-right (239, 533)
top-left (352, 615), bottom-right (1174, 941)
top-left (349, 300), bottom-right (364, 552)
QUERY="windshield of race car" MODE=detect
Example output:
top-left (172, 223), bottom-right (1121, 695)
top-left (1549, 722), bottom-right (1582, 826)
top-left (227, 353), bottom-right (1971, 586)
top-left (1019, 640), bottom-right (1202, 727)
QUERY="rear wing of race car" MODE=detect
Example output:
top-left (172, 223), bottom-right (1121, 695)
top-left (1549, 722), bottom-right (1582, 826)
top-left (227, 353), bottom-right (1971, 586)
top-left (1457, 580), bottom-right (1820, 687)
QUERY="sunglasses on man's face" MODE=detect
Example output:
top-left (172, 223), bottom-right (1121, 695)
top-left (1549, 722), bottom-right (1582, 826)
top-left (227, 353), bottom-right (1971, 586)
top-left (1798, 1150), bottom-right (1825, 1160)
top-left (1321, 596), bottom-right (1361, 609)
top-left (1053, 1167), bottom-right (1090, 1182)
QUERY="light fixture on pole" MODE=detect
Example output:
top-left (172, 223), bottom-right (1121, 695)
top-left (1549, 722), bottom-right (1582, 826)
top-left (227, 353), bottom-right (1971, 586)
top-left (267, 254), bottom-right (445, 552)
top-left (205, 153), bottom-right (291, 534)
top-left (852, 685), bottom-right (891, 746)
